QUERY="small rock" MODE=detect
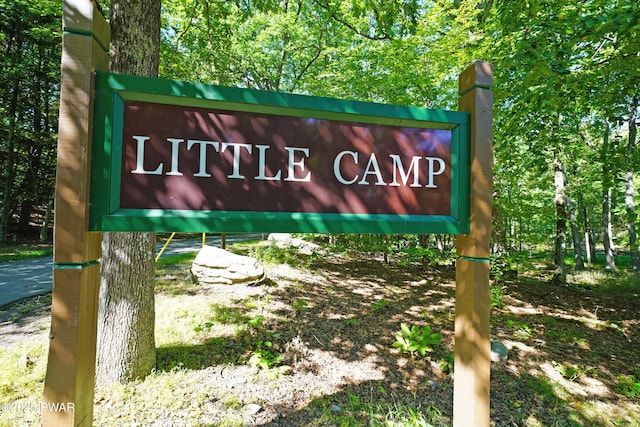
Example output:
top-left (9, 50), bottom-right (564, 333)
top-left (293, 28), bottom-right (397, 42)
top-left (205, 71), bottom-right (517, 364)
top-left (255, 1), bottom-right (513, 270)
top-left (244, 403), bottom-right (262, 415)
top-left (490, 340), bottom-right (508, 363)
top-left (267, 233), bottom-right (320, 254)
top-left (330, 404), bottom-right (343, 413)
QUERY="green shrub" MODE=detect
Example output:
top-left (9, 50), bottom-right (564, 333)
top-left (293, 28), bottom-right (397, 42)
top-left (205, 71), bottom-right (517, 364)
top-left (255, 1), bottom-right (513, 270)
top-left (393, 323), bottom-right (442, 357)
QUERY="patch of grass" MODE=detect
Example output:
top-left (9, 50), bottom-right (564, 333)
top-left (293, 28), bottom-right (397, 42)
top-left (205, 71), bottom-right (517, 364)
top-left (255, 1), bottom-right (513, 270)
top-left (0, 339), bottom-right (48, 427)
top-left (94, 369), bottom-right (223, 425)
top-left (598, 272), bottom-right (640, 295)
top-left (155, 252), bottom-right (197, 266)
top-left (0, 244), bottom-right (52, 262)
top-left (155, 253), bottom-right (198, 295)
top-left (316, 392), bottom-right (448, 426)
top-left (243, 243), bottom-right (303, 266)
top-left (210, 304), bottom-right (251, 325)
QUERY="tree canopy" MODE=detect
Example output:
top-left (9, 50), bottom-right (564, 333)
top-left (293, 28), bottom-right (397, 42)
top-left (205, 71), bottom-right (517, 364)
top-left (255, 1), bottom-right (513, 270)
top-left (1, 0), bottom-right (639, 276)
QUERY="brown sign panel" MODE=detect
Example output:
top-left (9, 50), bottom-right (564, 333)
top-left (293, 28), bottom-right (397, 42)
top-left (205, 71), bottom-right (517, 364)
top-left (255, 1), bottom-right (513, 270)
top-left (121, 101), bottom-right (452, 216)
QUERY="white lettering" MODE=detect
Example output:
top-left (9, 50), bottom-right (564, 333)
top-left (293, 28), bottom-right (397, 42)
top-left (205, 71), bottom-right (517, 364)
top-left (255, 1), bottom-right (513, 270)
top-left (358, 153), bottom-right (386, 186)
top-left (41, 402), bottom-right (74, 413)
top-left (187, 139), bottom-right (220, 177)
top-left (131, 135), bottom-right (162, 175)
top-left (255, 144), bottom-right (282, 181)
top-left (389, 155), bottom-right (422, 187)
top-left (221, 142), bottom-right (252, 179)
top-left (166, 138), bottom-right (184, 176)
top-left (284, 147), bottom-right (311, 182)
top-left (424, 157), bottom-right (446, 188)
top-left (127, 135), bottom-right (447, 192)
top-left (333, 151), bottom-right (359, 184)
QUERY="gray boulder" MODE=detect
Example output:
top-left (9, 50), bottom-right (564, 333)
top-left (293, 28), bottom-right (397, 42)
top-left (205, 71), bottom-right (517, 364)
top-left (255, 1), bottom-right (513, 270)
top-left (267, 233), bottom-right (320, 254)
top-left (191, 245), bottom-right (265, 285)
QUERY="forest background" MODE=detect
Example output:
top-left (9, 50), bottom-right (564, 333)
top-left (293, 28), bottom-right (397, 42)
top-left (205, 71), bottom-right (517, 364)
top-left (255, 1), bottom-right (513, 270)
top-left (0, 0), bottom-right (639, 280)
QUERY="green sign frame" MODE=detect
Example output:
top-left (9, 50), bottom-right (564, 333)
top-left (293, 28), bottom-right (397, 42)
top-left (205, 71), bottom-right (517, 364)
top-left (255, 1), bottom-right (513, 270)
top-left (90, 72), bottom-right (470, 234)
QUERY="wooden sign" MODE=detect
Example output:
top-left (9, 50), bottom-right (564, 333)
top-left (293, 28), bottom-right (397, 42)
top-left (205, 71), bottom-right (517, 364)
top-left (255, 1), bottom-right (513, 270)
top-left (91, 73), bottom-right (470, 234)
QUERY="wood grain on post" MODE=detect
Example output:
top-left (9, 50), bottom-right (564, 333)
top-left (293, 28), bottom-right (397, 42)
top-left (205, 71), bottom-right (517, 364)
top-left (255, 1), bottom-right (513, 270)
top-left (42, 1), bottom-right (108, 425)
top-left (454, 61), bottom-right (494, 427)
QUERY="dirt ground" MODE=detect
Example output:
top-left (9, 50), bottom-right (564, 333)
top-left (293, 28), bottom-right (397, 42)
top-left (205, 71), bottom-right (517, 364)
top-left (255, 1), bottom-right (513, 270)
top-left (1, 249), bottom-right (639, 426)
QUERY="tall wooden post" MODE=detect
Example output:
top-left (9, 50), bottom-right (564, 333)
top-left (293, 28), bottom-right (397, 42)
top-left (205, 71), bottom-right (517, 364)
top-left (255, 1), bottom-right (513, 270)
top-left (454, 61), bottom-right (493, 427)
top-left (42, 1), bottom-right (109, 425)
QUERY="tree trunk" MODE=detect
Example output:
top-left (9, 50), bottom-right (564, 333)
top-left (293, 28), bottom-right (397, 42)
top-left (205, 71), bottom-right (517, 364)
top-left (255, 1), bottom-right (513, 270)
top-left (39, 195), bottom-right (53, 242)
top-left (602, 187), bottom-right (616, 271)
top-left (96, 0), bottom-right (161, 385)
top-left (601, 118), bottom-right (617, 272)
top-left (580, 196), bottom-right (597, 265)
top-left (551, 155), bottom-right (566, 284)
top-left (0, 77), bottom-right (20, 243)
top-left (492, 188), bottom-right (508, 255)
top-left (97, 233), bottom-right (157, 383)
top-left (626, 96), bottom-right (639, 272)
top-left (563, 165), bottom-right (584, 271)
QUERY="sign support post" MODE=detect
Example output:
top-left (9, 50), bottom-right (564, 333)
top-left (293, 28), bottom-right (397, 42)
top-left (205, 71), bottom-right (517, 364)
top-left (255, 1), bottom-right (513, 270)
top-left (42, 1), bottom-right (108, 425)
top-left (454, 61), bottom-right (494, 426)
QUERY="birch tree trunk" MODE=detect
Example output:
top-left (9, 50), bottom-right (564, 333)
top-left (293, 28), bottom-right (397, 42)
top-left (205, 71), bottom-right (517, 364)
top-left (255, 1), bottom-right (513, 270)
top-left (601, 118), bottom-right (617, 272)
top-left (581, 199), bottom-right (597, 265)
top-left (96, 0), bottom-right (161, 384)
top-left (551, 154), bottom-right (567, 285)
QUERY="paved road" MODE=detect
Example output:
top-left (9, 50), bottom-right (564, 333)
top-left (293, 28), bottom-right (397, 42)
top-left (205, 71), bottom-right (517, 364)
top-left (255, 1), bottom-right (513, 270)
top-left (0, 233), bottom-right (265, 308)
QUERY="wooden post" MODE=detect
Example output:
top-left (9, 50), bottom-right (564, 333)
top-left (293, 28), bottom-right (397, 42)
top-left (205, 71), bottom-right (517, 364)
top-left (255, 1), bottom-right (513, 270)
top-left (42, 1), bottom-right (109, 425)
top-left (454, 61), bottom-right (493, 427)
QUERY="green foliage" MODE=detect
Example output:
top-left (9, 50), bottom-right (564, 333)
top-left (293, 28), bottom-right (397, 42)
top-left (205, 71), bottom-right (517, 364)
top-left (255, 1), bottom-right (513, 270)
top-left (552, 361), bottom-right (584, 381)
top-left (615, 372), bottom-right (640, 398)
top-left (326, 234), bottom-right (455, 268)
top-left (370, 299), bottom-right (388, 310)
top-left (248, 338), bottom-right (291, 379)
top-left (193, 321), bottom-right (214, 333)
top-left (246, 314), bottom-right (265, 328)
top-left (248, 340), bottom-right (282, 370)
top-left (399, 245), bottom-right (454, 267)
top-left (291, 299), bottom-right (309, 312)
top-left (246, 243), bottom-right (304, 266)
top-left (490, 284), bottom-right (506, 308)
top-left (393, 323), bottom-right (442, 357)
top-left (507, 319), bottom-right (533, 340)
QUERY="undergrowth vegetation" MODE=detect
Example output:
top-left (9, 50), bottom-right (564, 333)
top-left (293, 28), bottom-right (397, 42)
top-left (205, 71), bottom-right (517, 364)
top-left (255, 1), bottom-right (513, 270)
top-left (1, 235), bottom-right (639, 426)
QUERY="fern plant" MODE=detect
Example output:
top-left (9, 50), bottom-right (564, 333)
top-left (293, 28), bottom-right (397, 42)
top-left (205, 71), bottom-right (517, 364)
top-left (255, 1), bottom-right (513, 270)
top-left (393, 323), bottom-right (442, 357)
